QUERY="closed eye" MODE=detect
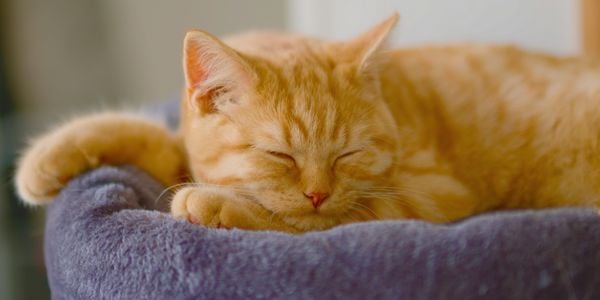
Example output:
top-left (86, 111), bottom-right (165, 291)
top-left (334, 150), bottom-right (362, 165)
top-left (265, 150), bottom-right (295, 163)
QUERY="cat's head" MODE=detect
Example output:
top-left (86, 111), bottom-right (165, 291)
top-left (180, 14), bottom-right (403, 230)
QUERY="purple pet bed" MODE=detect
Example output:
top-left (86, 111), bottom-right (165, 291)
top-left (41, 103), bottom-right (600, 299)
top-left (44, 165), bottom-right (600, 299)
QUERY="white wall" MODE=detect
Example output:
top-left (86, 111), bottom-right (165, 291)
top-left (5, 0), bottom-right (287, 127)
top-left (288, 0), bottom-right (581, 55)
top-left (99, 0), bottom-right (287, 105)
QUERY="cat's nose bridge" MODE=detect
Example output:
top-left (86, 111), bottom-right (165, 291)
top-left (301, 163), bottom-right (332, 195)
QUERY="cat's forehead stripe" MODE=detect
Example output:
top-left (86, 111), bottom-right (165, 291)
top-left (284, 119), bottom-right (295, 147)
top-left (258, 57), bottom-right (360, 150)
top-left (289, 112), bottom-right (309, 140)
top-left (286, 99), bottom-right (350, 150)
top-left (327, 107), bottom-right (342, 142)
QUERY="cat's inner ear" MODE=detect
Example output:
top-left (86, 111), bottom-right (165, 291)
top-left (183, 30), bottom-right (255, 114)
top-left (346, 12), bottom-right (399, 72)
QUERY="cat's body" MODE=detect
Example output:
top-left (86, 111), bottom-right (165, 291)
top-left (378, 45), bottom-right (600, 220)
top-left (15, 14), bottom-right (600, 232)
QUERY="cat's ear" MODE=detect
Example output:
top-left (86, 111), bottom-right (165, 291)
top-left (183, 30), bottom-right (255, 114)
top-left (346, 12), bottom-right (399, 72)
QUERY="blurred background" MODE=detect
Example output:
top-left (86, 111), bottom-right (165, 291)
top-left (0, 0), bottom-right (594, 298)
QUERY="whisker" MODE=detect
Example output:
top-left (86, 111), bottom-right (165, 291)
top-left (351, 187), bottom-right (451, 222)
top-left (154, 182), bottom-right (195, 206)
top-left (340, 209), bottom-right (364, 224)
top-left (154, 181), bottom-right (257, 207)
top-left (348, 201), bottom-right (381, 220)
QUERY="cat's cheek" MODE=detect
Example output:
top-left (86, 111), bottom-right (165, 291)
top-left (369, 152), bottom-right (394, 175)
top-left (333, 163), bottom-right (358, 176)
top-left (334, 157), bottom-right (380, 179)
top-left (350, 150), bottom-right (393, 177)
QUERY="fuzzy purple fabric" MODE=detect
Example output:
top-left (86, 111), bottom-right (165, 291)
top-left (44, 166), bottom-right (600, 299)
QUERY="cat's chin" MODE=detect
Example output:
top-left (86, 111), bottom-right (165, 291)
top-left (280, 211), bottom-right (346, 231)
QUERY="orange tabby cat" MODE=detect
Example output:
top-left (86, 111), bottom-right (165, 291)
top-left (15, 13), bottom-right (600, 233)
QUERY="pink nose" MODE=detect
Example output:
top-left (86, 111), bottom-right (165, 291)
top-left (304, 192), bottom-right (329, 208)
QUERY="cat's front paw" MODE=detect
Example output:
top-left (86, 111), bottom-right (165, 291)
top-left (15, 135), bottom-right (90, 204)
top-left (171, 186), bottom-right (252, 229)
top-left (171, 186), bottom-right (300, 233)
top-left (15, 113), bottom-right (185, 205)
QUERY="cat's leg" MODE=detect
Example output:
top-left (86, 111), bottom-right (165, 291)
top-left (171, 186), bottom-right (300, 233)
top-left (15, 112), bottom-right (186, 205)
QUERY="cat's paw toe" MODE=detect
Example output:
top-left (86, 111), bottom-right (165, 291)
top-left (171, 187), bottom-right (236, 229)
top-left (15, 145), bottom-right (87, 204)
top-left (15, 170), bottom-right (62, 204)
top-left (170, 186), bottom-right (298, 233)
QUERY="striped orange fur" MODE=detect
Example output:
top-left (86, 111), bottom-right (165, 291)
top-left (16, 13), bottom-right (600, 232)
top-left (173, 13), bottom-right (600, 231)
